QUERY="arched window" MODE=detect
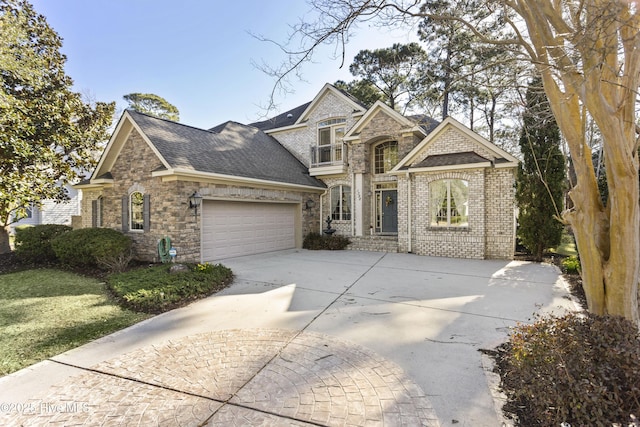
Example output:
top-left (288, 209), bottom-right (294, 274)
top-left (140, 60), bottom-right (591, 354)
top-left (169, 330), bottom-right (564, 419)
top-left (130, 191), bottom-right (144, 230)
top-left (330, 185), bottom-right (351, 221)
top-left (374, 141), bottom-right (398, 174)
top-left (430, 179), bottom-right (469, 227)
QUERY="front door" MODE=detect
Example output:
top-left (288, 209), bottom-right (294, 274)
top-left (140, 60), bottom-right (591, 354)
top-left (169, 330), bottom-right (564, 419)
top-left (381, 189), bottom-right (398, 233)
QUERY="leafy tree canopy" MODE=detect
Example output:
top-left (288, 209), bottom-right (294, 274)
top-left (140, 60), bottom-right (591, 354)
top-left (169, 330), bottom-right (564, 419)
top-left (123, 93), bottom-right (180, 121)
top-left (0, 0), bottom-right (115, 253)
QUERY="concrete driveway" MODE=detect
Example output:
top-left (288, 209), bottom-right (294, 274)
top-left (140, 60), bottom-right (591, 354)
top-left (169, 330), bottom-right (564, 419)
top-left (0, 250), bottom-right (578, 426)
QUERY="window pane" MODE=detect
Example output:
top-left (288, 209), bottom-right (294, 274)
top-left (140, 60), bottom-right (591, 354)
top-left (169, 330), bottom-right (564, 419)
top-left (331, 186), bottom-right (341, 220)
top-left (130, 192), bottom-right (144, 230)
top-left (374, 141), bottom-right (398, 174)
top-left (430, 180), bottom-right (448, 226)
top-left (429, 180), bottom-right (469, 227)
top-left (318, 128), bottom-right (331, 146)
top-left (342, 186), bottom-right (351, 220)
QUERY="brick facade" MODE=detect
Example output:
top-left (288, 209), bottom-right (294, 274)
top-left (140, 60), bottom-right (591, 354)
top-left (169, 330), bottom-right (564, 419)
top-left (79, 86), bottom-right (516, 262)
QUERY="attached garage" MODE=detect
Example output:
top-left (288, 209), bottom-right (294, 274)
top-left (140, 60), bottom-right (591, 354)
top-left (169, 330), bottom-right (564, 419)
top-left (201, 200), bottom-right (299, 261)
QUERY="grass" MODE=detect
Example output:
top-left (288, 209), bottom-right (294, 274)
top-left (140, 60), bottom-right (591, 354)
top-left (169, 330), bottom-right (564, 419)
top-left (0, 269), bottom-right (150, 376)
top-left (550, 228), bottom-right (578, 257)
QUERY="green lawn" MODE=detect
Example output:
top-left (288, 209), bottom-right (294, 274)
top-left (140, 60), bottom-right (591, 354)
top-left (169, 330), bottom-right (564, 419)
top-left (550, 229), bottom-right (578, 257)
top-left (0, 269), bottom-right (150, 376)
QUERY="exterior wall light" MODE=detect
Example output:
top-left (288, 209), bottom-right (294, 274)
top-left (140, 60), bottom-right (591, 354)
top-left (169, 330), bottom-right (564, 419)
top-left (188, 191), bottom-right (203, 217)
top-left (305, 199), bottom-right (316, 210)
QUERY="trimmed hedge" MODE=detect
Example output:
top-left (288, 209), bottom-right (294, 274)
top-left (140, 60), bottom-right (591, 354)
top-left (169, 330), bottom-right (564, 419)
top-left (108, 263), bottom-right (233, 313)
top-left (14, 224), bottom-right (72, 263)
top-left (495, 312), bottom-right (640, 426)
top-left (303, 232), bottom-right (350, 250)
top-left (51, 228), bottom-right (132, 269)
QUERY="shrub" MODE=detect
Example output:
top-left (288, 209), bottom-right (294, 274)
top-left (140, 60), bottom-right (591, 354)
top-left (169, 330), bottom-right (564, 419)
top-left (562, 255), bottom-right (581, 274)
top-left (51, 228), bottom-right (132, 269)
top-left (14, 224), bottom-right (72, 263)
top-left (303, 232), bottom-right (350, 250)
top-left (108, 263), bottom-right (233, 313)
top-left (495, 312), bottom-right (640, 426)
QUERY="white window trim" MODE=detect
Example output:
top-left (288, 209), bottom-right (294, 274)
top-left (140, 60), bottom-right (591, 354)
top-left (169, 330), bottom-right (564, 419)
top-left (129, 191), bottom-right (145, 232)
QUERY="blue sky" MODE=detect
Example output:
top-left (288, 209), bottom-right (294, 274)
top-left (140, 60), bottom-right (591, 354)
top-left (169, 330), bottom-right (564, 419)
top-left (30, 1), bottom-right (417, 129)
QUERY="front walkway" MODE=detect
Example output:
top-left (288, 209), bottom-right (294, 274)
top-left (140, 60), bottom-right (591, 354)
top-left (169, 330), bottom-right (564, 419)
top-left (0, 250), bottom-right (578, 426)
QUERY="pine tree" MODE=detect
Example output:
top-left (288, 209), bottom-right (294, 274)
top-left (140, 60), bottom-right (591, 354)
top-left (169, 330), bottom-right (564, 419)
top-left (516, 77), bottom-right (566, 261)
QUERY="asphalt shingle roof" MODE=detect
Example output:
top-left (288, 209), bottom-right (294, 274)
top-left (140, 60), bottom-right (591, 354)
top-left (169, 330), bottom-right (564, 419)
top-left (409, 151), bottom-right (491, 169)
top-left (248, 102), bottom-right (312, 132)
top-left (128, 110), bottom-right (324, 188)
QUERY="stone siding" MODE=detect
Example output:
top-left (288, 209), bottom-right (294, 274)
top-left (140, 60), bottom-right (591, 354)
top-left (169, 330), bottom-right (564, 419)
top-left (80, 129), bottom-right (319, 263)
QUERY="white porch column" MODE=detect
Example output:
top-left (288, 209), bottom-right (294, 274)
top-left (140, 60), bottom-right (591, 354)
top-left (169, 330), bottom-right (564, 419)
top-left (354, 173), bottom-right (364, 236)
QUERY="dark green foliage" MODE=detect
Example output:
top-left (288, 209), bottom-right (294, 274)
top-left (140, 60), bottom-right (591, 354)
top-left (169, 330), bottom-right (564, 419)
top-left (0, 0), bottom-right (115, 253)
top-left (344, 42), bottom-right (428, 112)
top-left (496, 313), bottom-right (640, 426)
top-left (51, 228), bottom-right (131, 269)
top-left (334, 79), bottom-right (386, 108)
top-left (108, 263), bottom-right (233, 313)
top-left (516, 77), bottom-right (566, 261)
top-left (303, 232), bottom-right (350, 250)
top-left (123, 93), bottom-right (179, 121)
top-left (14, 224), bottom-right (72, 262)
top-left (562, 255), bottom-right (580, 274)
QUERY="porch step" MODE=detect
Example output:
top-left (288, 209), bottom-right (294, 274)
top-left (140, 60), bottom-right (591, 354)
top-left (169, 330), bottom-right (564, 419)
top-left (347, 236), bottom-right (399, 253)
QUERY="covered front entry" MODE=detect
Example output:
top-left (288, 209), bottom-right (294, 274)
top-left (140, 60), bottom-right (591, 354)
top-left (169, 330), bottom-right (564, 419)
top-left (201, 200), bottom-right (297, 261)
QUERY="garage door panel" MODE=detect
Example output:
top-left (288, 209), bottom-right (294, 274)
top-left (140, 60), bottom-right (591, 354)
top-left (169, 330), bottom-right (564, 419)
top-left (202, 201), bottom-right (296, 261)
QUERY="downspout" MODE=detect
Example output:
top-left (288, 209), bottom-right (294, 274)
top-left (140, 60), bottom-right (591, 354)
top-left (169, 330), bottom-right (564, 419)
top-left (352, 172), bottom-right (356, 236)
top-left (320, 190), bottom-right (328, 234)
top-left (407, 171), bottom-right (412, 253)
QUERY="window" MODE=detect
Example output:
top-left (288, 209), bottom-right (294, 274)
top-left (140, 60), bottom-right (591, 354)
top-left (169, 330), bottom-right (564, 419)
top-left (374, 141), bottom-right (398, 174)
top-left (92, 196), bottom-right (103, 227)
top-left (430, 179), bottom-right (469, 227)
top-left (130, 191), bottom-right (144, 230)
top-left (317, 118), bottom-right (346, 163)
top-left (330, 185), bottom-right (351, 221)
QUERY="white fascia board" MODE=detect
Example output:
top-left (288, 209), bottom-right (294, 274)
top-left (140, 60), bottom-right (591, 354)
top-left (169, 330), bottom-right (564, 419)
top-left (152, 168), bottom-right (325, 192)
top-left (389, 162), bottom-right (492, 174)
top-left (263, 122), bottom-right (307, 134)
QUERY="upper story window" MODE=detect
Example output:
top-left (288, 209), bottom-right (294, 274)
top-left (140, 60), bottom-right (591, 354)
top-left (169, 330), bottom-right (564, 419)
top-left (130, 191), bottom-right (144, 231)
top-left (330, 185), bottom-right (351, 221)
top-left (430, 179), bottom-right (469, 227)
top-left (318, 118), bottom-right (346, 146)
top-left (374, 141), bottom-right (398, 174)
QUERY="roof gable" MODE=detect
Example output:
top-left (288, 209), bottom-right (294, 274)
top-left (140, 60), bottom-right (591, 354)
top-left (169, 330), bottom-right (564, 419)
top-left (91, 110), bottom-right (169, 181)
top-left (344, 101), bottom-right (431, 141)
top-left (392, 116), bottom-right (519, 172)
top-left (91, 110), bottom-right (325, 190)
top-left (296, 83), bottom-right (366, 125)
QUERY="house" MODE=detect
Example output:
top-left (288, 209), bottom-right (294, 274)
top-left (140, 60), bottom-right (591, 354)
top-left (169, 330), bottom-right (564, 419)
top-left (76, 83), bottom-right (518, 262)
top-left (10, 184), bottom-right (82, 233)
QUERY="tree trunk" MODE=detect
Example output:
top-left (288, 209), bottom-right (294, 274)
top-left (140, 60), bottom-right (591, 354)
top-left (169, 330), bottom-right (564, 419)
top-left (0, 226), bottom-right (11, 254)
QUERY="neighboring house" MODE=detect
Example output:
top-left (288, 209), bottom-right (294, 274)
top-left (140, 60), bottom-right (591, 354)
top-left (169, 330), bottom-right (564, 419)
top-left (10, 185), bottom-right (81, 233)
top-left (76, 83), bottom-right (518, 263)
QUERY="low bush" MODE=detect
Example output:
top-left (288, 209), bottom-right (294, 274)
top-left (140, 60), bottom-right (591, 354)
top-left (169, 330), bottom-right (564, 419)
top-left (562, 255), bottom-right (581, 274)
top-left (495, 312), bottom-right (640, 426)
top-left (303, 232), bottom-right (350, 250)
top-left (51, 228), bottom-right (132, 269)
top-left (14, 224), bottom-right (72, 263)
top-left (108, 262), bottom-right (233, 313)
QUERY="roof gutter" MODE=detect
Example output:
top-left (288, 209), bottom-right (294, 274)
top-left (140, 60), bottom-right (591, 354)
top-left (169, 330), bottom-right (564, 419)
top-left (152, 168), bottom-right (326, 192)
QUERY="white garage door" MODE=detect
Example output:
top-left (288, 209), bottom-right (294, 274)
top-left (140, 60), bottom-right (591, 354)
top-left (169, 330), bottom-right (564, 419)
top-left (201, 201), bottom-right (296, 261)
